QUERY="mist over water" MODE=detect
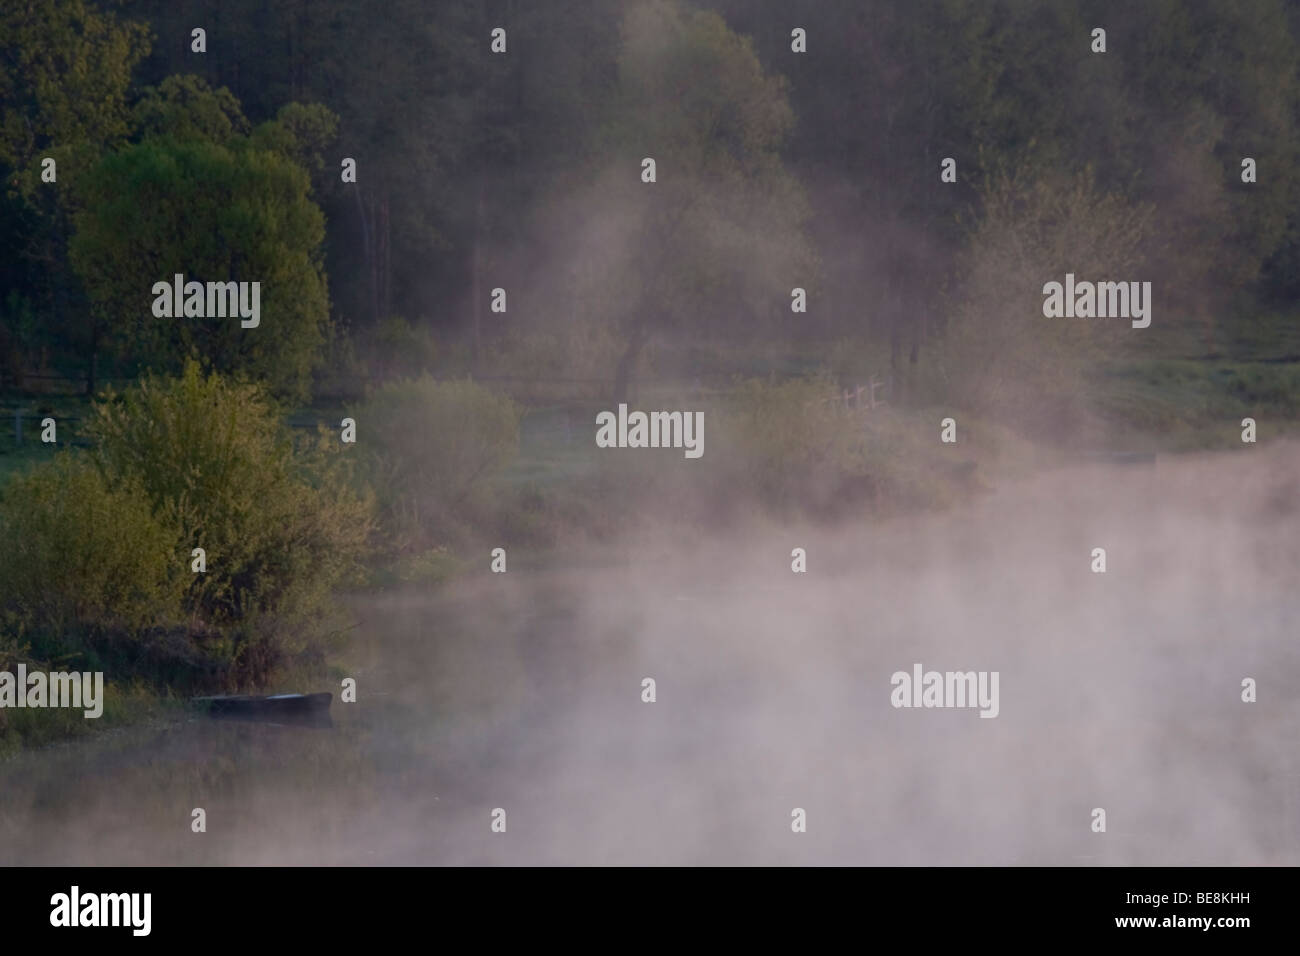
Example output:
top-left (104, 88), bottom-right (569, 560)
top-left (2, 443), bottom-right (1296, 865)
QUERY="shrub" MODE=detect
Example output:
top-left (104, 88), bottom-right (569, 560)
top-left (361, 316), bottom-right (438, 380)
top-left (942, 165), bottom-right (1154, 433)
top-left (355, 375), bottom-right (520, 548)
top-left (83, 361), bottom-right (372, 686)
top-left (708, 375), bottom-right (974, 518)
top-left (714, 374), bottom-right (870, 512)
top-left (0, 454), bottom-right (184, 658)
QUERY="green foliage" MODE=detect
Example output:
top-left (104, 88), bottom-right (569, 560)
top-left (0, 0), bottom-right (149, 189)
top-left (0, 361), bottom-right (372, 695)
top-left (715, 374), bottom-right (870, 512)
top-left (250, 102), bottom-right (340, 184)
top-left (1093, 358), bottom-right (1300, 448)
top-left (711, 375), bottom-right (978, 517)
top-left (0, 677), bottom-right (164, 757)
top-left (131, 74), bottom-right (251, 145)
top-left (357, 316), bottom-right (439, 381)
top-left (0, 0), bottom-right (152, 393)
top-left (1114, 0), bottom-right (1300, 305)
top-left (0, 453), bottom-right (184, 655)
top-left (368, 546), bottom-right (465, 590)
top-left (69, 129), bottom-right (330, 401)
top-left (355, 376), bottom-right (520, 547)
top-left (0, 361), bottom-right (375, 735)
top-left (87, 360), bottom-right (371, 622)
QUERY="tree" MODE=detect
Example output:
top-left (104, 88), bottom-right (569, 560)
top-left (0, 0), bottom-right (147, 174)
top-left (70, 82), bottom-right (333, 401)
top-left (0, 0), bottom-right (149, 386)
top-left (1112, 0), bottom-right (1300, 330)
top-left (548, 0), bottom-right (815, 402)
top-left (944, 163), bottom-right (1154, 432)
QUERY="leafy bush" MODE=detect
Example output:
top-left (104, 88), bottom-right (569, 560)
top-left (82, 361), bottom-right (372, 686)
top-left (714, 374), bottom-right (871, 512)
top-left (709, 375), bottom-right (976, 518)
top-left (943, 165), bottom-right (1154, 433)
top-left (0, 363), bottom-right (372, 696)
top-left (355, 376), bottom-right (520, 548)
top-left (0, 454), bottom-right (184, 657)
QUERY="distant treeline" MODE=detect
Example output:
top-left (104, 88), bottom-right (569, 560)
top-left (3, 0), bottom-right (1299, 408)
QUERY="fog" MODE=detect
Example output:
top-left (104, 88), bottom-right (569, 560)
top-left (2, 440), bottom-right (1295, 865)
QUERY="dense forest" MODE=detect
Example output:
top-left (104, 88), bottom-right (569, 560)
top-left (5, 0), bottom-right (1300, 403)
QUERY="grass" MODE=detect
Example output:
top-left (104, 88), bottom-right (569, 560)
top-left (0, 677), bottom-right (183, 758)
top-left (1127, 307), bottom-right (1300, 362)
top-left (499, 403), bottom-right (603, 489)
top-left (1090, 358), bottom-right (1300, 450)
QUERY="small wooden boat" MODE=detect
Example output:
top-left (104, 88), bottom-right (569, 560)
top-left (193, 692), bottom-right (333, 726)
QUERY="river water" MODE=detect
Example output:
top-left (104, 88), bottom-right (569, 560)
top-left (2, 445), bottom-right (1297, 864)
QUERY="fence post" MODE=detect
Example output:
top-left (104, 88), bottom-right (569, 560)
top-left (13, 408), bottom-right (21, 445)
top-left (870, 374), bottom-right (888, 407)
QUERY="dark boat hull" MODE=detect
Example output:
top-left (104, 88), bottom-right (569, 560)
top-left (194, 692), bottom-right (333, 727)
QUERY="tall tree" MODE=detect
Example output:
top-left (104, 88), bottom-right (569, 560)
top-left (540, 0), bottom-right (815, 402)
top-left (70, 81), bottom-right (334, 402)
top-left (0, 0), bottom-right (149, 388)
